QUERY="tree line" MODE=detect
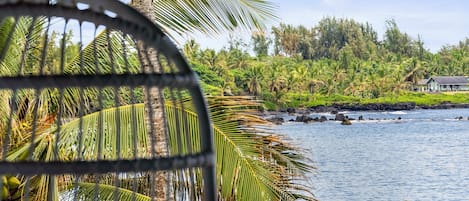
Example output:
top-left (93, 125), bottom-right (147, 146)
top-left (185, 17), bottom-right (469, 109)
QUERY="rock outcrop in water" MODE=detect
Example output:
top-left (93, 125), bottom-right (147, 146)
top-left (341, 119), bottom-right (352, 125)
top-left (293, 115), bottom-right (330, 123)
top-left (296, 115), bottom-right (313, 123)
top-left (319, 116), bottom-right (328, 122)
top-left (311, 102), bottom-right (416, 112)
top-left (335, 113), bottom-right (346, 121)
top-left (266, 117), bottom-right (284, 125)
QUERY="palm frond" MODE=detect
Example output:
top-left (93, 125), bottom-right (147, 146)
top-left (6, 132), bottom-right (59, 201)
top-left (207, 96), bottom-right (314, 200)
top-left (0, 17), bottom-right (45, 76)
top-left (166, 96), bottom-right (314, 200)
top-left (70, 182), bottom-right (150, 201)
top-left (65, 30), bottom-right (139, 75)
top-left (58, 104), bottom-right (148, 160)
top-left (49, 29), bottom-right (141, 117)
top-left (152, 0), bottom-right (278, 37)
top-left (58, 97), bottom-right (313, 200)
top-left (0, 17), bottom-right (45, 135)
top-left (5, 103), bottom-right (148, 200)
top-left (6, 97), bottom-right (313, 200)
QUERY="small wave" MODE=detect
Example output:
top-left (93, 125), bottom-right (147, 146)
top-left (443, 118), bottom-right (461, 121)
top-left (389, 111), bottom-right (407, 115)
top-left (313, 112), bottom-right (334, 116)
top-left (353, 119), bottom-right (406, 124)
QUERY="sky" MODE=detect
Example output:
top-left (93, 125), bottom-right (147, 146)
top-left (189, 0), bottom-right (469, 53)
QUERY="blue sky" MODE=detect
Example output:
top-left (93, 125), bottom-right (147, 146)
top-left (189, 0), bottom-right (469, 53)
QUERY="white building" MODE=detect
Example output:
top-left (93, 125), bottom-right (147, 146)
top-left (424, 76), bottom-right (469, 92)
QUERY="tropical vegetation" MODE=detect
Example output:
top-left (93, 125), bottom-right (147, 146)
top-left (186, 17), bottom-right (469, 110)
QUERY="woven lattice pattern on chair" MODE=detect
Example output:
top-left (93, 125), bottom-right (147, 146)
top-left (0, 0), bottom-right (215, 200)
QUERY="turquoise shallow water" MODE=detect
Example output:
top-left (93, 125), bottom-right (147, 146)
top-left (275, 108), bottom-right (469, 201)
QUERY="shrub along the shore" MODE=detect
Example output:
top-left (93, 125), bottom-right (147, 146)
top-left (265, 92), bottom-right (469, 111)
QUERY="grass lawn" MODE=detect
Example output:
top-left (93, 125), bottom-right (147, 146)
top-left (270, 92), bottom-right (469, 110)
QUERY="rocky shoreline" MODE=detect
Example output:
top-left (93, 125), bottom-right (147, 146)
top-left (265, 102), bottom-right (469, 125)
top-left (266, 113), bottom-right (380, 125)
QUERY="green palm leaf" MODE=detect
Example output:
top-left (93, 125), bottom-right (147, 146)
top-left (71, 182), bottom-right (151, 201)
top-left (50, 29), bottom-right (140, 117)
top-left (6, 95), bottom-right (313, 200)
top-left (64, 97), bottom-right (312, 200)
top-left (152, 0), bottom-right (278, 37)
top-left (6, 132), bottom-right (59, 201)
top-left (205, 96), bottom-right (313, 200)
top-left (71, 97), bottom-right (313, 200)
top-left (0, 17), bottom-right (45, 132)
top-left (58, 104), bottom-right (148, 160)
top-left (0, 17), bottom-right (45, 76)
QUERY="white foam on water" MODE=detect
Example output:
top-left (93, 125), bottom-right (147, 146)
top-left (389, 111), bottom-right (407, 115)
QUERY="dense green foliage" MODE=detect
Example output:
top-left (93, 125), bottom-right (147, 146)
top-left (0, 13), bottom-right (314, 201)
top-left (187, 17), bottom-right (469, 110)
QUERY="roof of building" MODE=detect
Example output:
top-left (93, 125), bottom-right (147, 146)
top-left (429, 76), bottom-right (468, 85)
top-left (417, 79), bottom-right (429, 85)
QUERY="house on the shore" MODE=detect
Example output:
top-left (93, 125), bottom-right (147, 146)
top-left (416, 76), bottom-right (469, 92)
top-left (415, 78), bottom-right (429, 92)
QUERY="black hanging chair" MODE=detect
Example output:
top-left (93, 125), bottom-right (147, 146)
top-left (0, 0), bottom-right (216, 200)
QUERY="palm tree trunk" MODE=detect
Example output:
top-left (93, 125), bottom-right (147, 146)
top-left (130, 0), bottom-right (171, 200)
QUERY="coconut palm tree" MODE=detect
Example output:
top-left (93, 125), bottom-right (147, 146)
top-left (244, 64), bottom-right (264, 96)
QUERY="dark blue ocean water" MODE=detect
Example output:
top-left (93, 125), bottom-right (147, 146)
top-left (275, 108), bottom-right (469, 201)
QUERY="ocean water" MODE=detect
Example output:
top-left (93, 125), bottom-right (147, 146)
top-left (275, 108), bottom-right (469, 201)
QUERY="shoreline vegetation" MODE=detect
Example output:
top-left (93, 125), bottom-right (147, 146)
top-left (186, 17), bottom-right (469, 118)
top-left (267, 92), bottom-right (469, 113)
